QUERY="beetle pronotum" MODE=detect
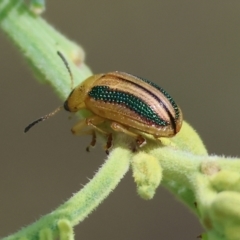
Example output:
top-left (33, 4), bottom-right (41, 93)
top-left (25, 52), bottom-right (183, 153)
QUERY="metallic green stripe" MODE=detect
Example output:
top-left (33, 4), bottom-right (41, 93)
top-left (136, 76), bottom-right (180, 120)
top-left (88, 86), bottom-right (168, 126)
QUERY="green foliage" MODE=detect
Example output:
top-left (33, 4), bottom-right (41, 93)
top-left (29, 0), bottom-right (45, 15)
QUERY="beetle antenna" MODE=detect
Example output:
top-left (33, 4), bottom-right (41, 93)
top-left (57, 51), bottom-right (74, 90)
top-left (24, 106), bottom-right (62, 133)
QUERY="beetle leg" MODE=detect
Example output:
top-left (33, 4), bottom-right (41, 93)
top-left (85, 116), bottom-right (107, 134)
top-left (110, 122), bottom-right (146, 147)
top-left (86, 117), bottom-right (113, 154)
top-left (105, 133), bottom-right (113, 155)
top-left (71, 119), bottom-right (97, 152)
top-left (71, 115), bottom-right (106, 135)
top-left (72, 115), bottom-right (113, 153)
top-left (86, 130), bottom-right (96, 152)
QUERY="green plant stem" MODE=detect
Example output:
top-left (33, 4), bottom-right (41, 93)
top-left (0, 0), bottom-right (91, 99)
top-left (3, 147), bottom-right (131, 240)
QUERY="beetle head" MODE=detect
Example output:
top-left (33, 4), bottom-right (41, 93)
top-left (64, 74), bottom-right (103, 112)
top-left (63, 85), bottom-right (86, 112)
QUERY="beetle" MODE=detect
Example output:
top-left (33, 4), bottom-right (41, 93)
top-left (25, 52), bottom-right (183, 153)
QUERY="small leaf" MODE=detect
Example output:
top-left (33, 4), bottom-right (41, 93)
top-left (131, 152), bottom-right (162, 200)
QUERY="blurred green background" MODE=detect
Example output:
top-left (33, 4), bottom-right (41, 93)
top-left (1, 1), bottom-right (240, 239)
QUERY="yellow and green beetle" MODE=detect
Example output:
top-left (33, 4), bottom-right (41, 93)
top-left (25, 54), bottom-right (183, 153)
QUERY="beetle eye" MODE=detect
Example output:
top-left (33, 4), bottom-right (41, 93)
top-left (63, 100), bottom-right (70, 111)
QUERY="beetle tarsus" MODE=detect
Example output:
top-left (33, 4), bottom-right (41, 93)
top-left (90, 130), bottom-right (97, 147)
top-left (130, 142), bottom-right (138, 152)
top-left (136, 135), bottom-right (146, 147)
top-left (86, 130), bottom-right (96, 152)
top-left (104, 133), bottom-right (112, 154)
